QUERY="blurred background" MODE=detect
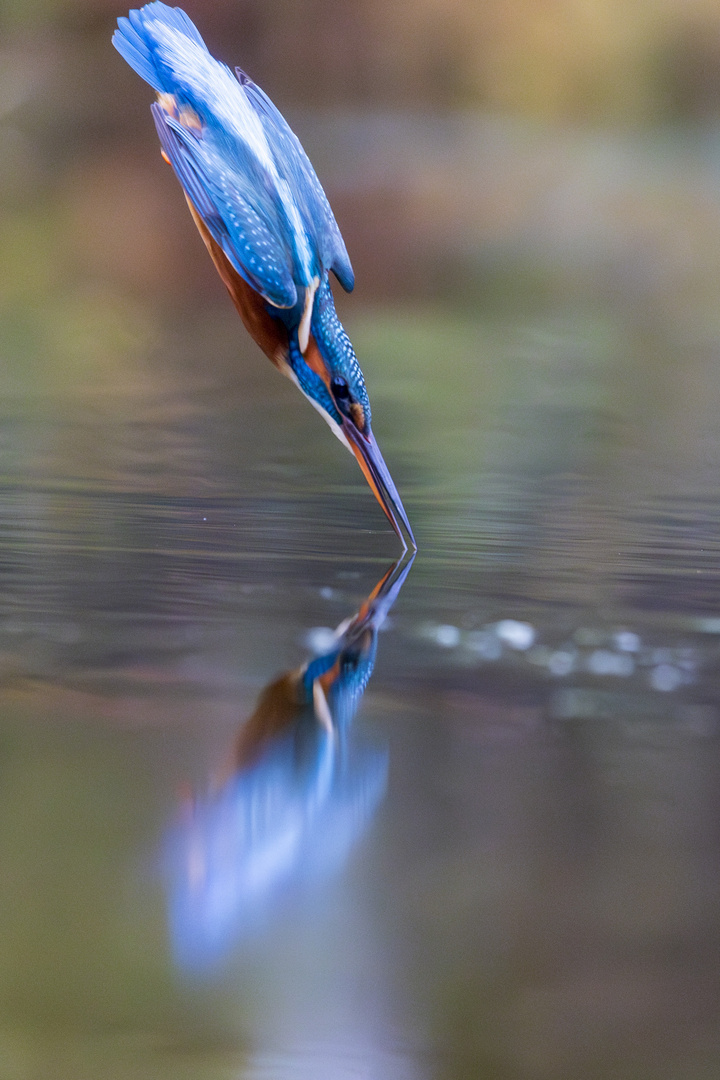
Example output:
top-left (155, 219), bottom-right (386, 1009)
top-left (4, 0), bottom-right (720, 520)
top-left (6, 0), bottom-right (720, 372)
top-left (3, 3), bottom-right (720, 1080)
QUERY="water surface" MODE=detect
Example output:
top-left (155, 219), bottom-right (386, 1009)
top-left (4, 95), bottom-right (720, 1079)
top-left (2, 290), bottom-right (720, 1080)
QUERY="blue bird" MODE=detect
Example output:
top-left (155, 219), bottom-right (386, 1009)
top-left (113, 2), bottom-right (415, 550)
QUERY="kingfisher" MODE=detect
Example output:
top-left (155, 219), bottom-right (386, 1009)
top-left (113, 2), bottom-right (415, 550)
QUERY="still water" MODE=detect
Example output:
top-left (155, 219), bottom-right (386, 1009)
top-left (2, 288), bottom-right (720, 1080)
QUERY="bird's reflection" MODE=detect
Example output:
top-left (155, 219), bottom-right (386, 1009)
top-left (165, 554), bottom-right (414, 970)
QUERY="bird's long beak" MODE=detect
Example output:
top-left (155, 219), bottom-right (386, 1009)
top-left (343, 424), bottom-right (416, 550)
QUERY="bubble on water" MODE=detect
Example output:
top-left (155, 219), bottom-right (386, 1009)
top-left (650, 664), bottom-right (682, 692)
top-left (433, 624), bottom-right (461, 648)
top-left (614, 630), bottom-right (640, 652)
top-left (587, 649), bottom-right (635, 676)
top-left (303, 626), bottom-right (336, 654)
top-left (495, 619), bottom-right (535, 650)
top-left (465, 629), bottom-right (502, 660)
top-left (548, 649), bottom-right (576, 676)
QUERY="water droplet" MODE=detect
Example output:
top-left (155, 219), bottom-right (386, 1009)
top-left (464, 630), bottom-right (502, 660)
top-left (650, 664), bottom-right (682, 692)
top-left (495, 620), bottom-right (535, 650)
top-left (303, 627), bottom-right (336, 655)
top-left (433, 624), bottom-right (461, 648)
top-left (548, 650), bottom-right (576, 676)
top-left (614, 630), bottom-right (640, 652)
top-left (587, 650), bottom-right (634, 676)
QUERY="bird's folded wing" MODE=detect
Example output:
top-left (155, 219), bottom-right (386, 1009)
top-left (152, 105), bottom-right (297, 309)
top-left (237, 71), bottom-right (355, 294)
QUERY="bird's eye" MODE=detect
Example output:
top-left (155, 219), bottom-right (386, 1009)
top-left (331, 376), bottom-right (351, 401)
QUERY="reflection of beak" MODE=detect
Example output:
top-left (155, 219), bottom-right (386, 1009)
top-left (356, 549), bottom-right (416, 627)
top-left (343, 423), bottom-right (416, 550)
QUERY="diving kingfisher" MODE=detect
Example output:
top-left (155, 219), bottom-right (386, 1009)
top-left (113, 2), bottom-right (415, 550)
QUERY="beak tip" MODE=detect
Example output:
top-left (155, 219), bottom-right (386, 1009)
top-left (346, 425), bottom-right (415, 552)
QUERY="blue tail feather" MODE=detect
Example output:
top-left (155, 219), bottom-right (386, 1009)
top-left (127, 3), bottom-right (206, 49)
top-left (113, 17), bottom-right (164, 91)
top-left (113, 3), bottom-right (208, 92)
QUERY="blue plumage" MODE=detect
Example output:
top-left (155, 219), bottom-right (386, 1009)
top-left (164, 555), bottom-right (411, 968)
top-left (113, 2), bottom-right (351, 305)
top-left (114, 3), bottom-right (415, 550)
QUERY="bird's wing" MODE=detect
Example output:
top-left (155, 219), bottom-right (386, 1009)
top-left (116, 5), bottom-right (301, 305)
top-left (152, 105), bottom-right (297, 308)
top-left (236, 71), bottom-right (355, 293)
top-left (184, 194), bottom-right (291, 369)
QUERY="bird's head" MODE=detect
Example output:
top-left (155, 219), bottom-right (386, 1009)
top-left (288, 279), bottom-right (415, 550)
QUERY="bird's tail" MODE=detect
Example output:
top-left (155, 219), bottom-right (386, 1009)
top-left (113, 2), bottom-right (206, 93)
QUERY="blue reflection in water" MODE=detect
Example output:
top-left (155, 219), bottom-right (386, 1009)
top-left (165, 555), bottom-right (414, 970)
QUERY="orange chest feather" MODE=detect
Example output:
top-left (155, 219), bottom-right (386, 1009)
top-left (185, 197), bottom-right (289, 369)
top-left (183, 196), bottom-right (341, 404)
